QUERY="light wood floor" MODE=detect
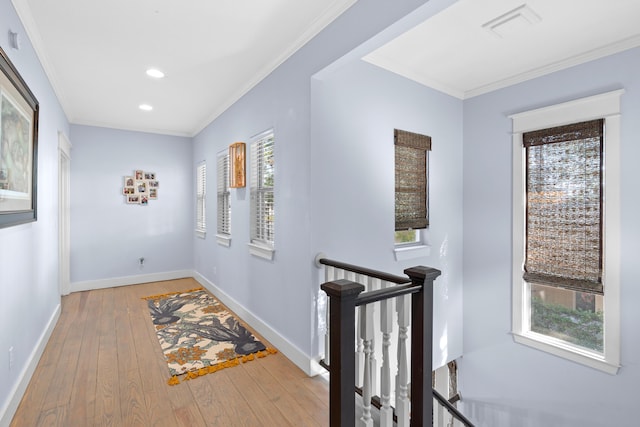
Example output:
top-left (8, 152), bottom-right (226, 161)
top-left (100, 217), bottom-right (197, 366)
top-left (11, 278), bottom-right (329, 426)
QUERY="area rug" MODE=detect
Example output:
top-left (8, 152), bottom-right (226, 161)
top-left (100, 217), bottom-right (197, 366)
top-left (142, 287), bottom-right (277, 385)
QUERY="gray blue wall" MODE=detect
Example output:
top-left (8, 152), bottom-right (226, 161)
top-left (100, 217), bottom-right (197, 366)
top-left (460, 46), bottom-right (640, 426)
top-left (69, 125), bottom-right (193, 288)
top-left (310, 59), bottom-right (464, 366)
top-left (0, 0), bottom-right (70, 422)
top-left (191, 0), bottom-right (453, 365)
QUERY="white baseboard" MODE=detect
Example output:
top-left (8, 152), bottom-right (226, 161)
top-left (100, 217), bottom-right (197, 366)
top-left (0, 303), bottom-right (61, 427)
top-left (70, 270), bottom-right (195, 293)
top-left (193, 272), bottom-right (320, 377)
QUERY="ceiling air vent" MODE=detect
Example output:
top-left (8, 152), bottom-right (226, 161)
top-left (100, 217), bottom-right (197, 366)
top-left (482, 4), bottom-right (542, 38)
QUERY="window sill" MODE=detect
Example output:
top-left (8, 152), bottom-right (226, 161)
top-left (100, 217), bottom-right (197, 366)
top-left (248, 242), bottom-right (275, 261)
top-left (195, 229), bottom-right (206, 239)
top-left (512, 331), bottom-right (620, 375)
top-left (216, 234), bottom-right (231, 247)
top-left (394, 244), bottom-right (430, 261)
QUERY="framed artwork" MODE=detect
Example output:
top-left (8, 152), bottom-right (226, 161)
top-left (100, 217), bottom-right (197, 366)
top-left (0, 47), bottom-right (39, 228)
top-left (229, 142), bottom-right (245, 188)
top-left (123, 170), bottom-right (159, 205)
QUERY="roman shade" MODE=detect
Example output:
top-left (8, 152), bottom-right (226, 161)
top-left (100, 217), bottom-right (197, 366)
top-left (394, 129), bottom-right (431, 231)
top-left (523, 119), bottom-right (604, 294)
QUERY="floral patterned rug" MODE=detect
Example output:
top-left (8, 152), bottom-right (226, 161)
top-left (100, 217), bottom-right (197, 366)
top-left (143, 287), bottom-right (276, 385)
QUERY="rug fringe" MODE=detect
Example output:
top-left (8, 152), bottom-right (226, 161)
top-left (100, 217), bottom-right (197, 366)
top-left (167, 347), bottom-right (278, 386)
top-left (141, 287), bottom-right (204, 301)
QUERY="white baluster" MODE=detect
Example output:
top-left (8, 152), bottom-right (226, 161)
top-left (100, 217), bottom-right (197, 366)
top-left (355, 273), bottom-right (365, 388)
top-left (368, 277), bottom-right (379, 395)
top-left (396, 294), bottom-right (410, 427)
top-left (324, 265), bottom-right (333, 365)
top-left (434, 364), bottom-right (449, 427)
top-left (379, 280), bottom-right (394, 427)
top-left (358, 303), bottom-right (374, 427)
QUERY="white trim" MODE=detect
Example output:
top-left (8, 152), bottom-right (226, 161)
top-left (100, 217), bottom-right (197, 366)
top-left (0, 303), bottom-right (60, 427)
top-left (509, 89), bottom-right (625, 132)
top-left (195, 230), bottom-right (206, 239)
top-left (513, 333), bottom-right (619, 375)
top-left (394, 244), bottom-right (431, 261)
top-left (192, 272), bottom-right (321, 376)
top-left (58, 131), bottom-right (72, 296)
top-left (466, 36), bottom-right (640, 100)
top-left (511, 89), bottom-right (622, 374)
top-left (70, 270), bottom-right (194, 293)
top-left (216, 234), bottom-right (231, 247)
top-left (248, 242), bottom-right (275, 261)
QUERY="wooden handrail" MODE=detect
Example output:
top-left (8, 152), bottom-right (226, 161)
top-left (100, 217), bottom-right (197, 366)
top-left (317, 257), bottom-right (411, 285)
top-left (433, 389), bottom-right (476, 426)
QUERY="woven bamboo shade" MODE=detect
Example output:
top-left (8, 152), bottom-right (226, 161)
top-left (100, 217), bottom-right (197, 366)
top-left (394, 129), bottom-right (431, 231)
top-left (523, 119), bottom-right (604, 295)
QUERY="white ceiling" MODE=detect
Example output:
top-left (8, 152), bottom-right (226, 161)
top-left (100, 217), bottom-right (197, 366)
top-left (11, 0), bottom-right (640, 137)
top-left (365, 0), bottom-right (640, 99)
top-left (11, 0), bottom-right (357, 136)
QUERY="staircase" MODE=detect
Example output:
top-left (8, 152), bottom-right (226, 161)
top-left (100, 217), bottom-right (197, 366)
top-left (316, 256), bottom-right (474, 427)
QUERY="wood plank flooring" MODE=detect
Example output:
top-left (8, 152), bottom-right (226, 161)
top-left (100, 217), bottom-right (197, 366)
top-left (10, 278), bottom-right (329, 426)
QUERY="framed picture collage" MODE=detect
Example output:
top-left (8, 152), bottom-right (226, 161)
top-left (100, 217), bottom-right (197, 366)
top-left (123, 170), bottom-right (159, 205)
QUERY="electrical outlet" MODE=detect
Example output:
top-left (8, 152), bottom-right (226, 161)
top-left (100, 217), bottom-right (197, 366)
top-left (9, 347), bottom-right (13, 370)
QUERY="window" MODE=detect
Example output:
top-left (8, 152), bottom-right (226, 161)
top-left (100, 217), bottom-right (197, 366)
top-left (394, 129), bottom-right (431, 260)
top-left (249, 130), bottom-right (275, 259)
top-left (511, 90), bottom-right (622, 373)
top-left (195, 161), bottom-right (206, 238)
top-left (216, 150), bottom-right (231, 246)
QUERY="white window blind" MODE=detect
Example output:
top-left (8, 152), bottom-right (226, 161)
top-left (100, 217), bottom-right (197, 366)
top-left (196, 162), bottom-right (206, 236)
top-left (217, 151), bottom-right (230, 236)
top-left (250, 131), bottom-right (275, 247)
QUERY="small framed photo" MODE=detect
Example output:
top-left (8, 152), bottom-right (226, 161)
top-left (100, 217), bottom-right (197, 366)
top-left (148, 180), bottom-right (159, 188)
top-left (135, 170), bottom-right (144, 180)
top-left (124, 176), bottom-right (134, 187)
top-left (144, 172), bottom-right (156, 180)
top-left (137, 181), bottom-right (147, 193)
top-left (149, 188), bottom-right (158, 199)
top-left (140, 195), bottom-right (149, 205)
top-left (127, 195), bottom-right (141, 204)
top-left (123, 187), bottom-right (135, 195)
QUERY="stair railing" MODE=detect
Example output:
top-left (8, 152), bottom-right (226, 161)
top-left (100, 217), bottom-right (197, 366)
top-left (317, 256), bottom-right (475, 427)
top-left (318, 256), bottom-right (440, 426)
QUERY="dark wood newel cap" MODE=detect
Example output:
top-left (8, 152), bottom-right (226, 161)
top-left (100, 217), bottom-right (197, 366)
top-left (404, 266), bottom-right (442, 282)
top-left (320, 279), bottom-right (365, 298)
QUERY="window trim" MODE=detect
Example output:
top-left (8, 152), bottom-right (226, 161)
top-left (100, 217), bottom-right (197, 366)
top-left (510, 90), bottom-right (622, 374)
top-left (195, 161), bottom-right (206, 239)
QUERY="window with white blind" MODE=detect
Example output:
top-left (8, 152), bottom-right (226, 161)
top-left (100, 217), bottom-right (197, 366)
top-left (249, 130), bottom-right (275, 260)
top-left (511, 90), bottom-right (622, 374)
top-left (216, 150), bottom-right (231, 246)
top-left (195, 162), bottom-right (206, 238)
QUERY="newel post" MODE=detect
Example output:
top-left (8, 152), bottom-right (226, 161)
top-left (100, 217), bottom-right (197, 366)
top-left (321, 279), bottom-right (365, 427)
top-left (405, 266), bottom-right (441, 427)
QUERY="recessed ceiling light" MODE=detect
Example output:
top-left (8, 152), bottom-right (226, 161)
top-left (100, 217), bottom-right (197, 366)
top-left (139, 104), bottom-right (153, 111)
top-left (146, 68), bottom-right (165, 79)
